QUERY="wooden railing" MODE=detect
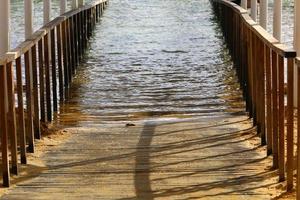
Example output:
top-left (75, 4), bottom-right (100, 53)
top-left (0, 0), bottom-right (108, 187)
top-left (211, 0), bottom-right (299, 196)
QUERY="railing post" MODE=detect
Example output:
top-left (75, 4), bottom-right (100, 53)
top-left (259, 0), bottom-right (268, 29)
top-left (44, 0), bottom-right (51, 25)
top-left (25, 0), bottom-right (33, 39)
top-left (0, 0), bottom-right (10, 55)
top-left (273, 0), bottom-right (282, 42)
top-left (241, 0), bottom-right (247, 9)
top-left (60, 0), bottom-right (66, 15)
top-left (79, 0), bottom-right (85, 6)
top-left (286, 58), bottom-right (294, 191)
top-left (250, 0), bottom-right (257, 21)
top-left (72, 0), bottom-right (78, 10)
top-left (0, 65), bottom-right (10, 187)
top-left (294, 0), bottom-right (300, 106)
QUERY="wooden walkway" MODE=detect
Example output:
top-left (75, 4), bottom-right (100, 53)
top-left (1, 114), bottom-right (279, 199)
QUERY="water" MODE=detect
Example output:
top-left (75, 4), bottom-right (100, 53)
top-left (10, 0), bottom-right (294, 123)
top-left (57, 0), bottom-right (245, 122)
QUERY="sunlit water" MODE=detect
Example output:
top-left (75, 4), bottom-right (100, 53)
top-left (10, 0), bottom-right (294, 123)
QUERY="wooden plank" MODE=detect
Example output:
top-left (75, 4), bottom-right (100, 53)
top-left (286, 58), bottom-right (294, 191)
top-left (265, 47), bottom-right (273, 155)
top-left (56, 24), bottom-right (64, 102)
top-left (16, 57), bottom-right (27, 164)
top-left (24, 51), bottom-right (35, 153)
top-left (271, 50), bottom-right (279, 169)
top-left (297, 64), bottom-right (300, 200)
top-left (50, 28), bottom-right (58, 112)
top-left (38, 39), bottom-right (46, 123)
top-left (31, 45), bottom-right (41, 139)
top-left (6, 61), bottom-right (18, 175)
top-left (0, 65), bottom-right (10, 187)
top-left (278, 55), bottom-right (285, 182)
top-left (44, 34), bottom-right (52, 122)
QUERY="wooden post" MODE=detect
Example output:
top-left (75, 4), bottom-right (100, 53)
top-left (251, 0), bottom-right (257, 21)
top-left (60, 0), bottom-right (66, 15)
top-left (24, 0), bottom-right (33, 39)
top-left (0, 0), bottom-right (10, 55)
top-left (25, 51), bottom-right (35, 153)
top-left (265, 47), bottom-right (273, 155)
top-left (241, 0), bottom-right (247, 9)
top-left (44, 0), bottom-right (51, 25)
top-left (31, 45), bottom-right (41, 139)
top-left (272, 51), bottom-right (279, 169)
top-left (286, 58), bottom-right (294, 190)
top-left (44, 34), bottom-right (52, 122)
top-left (294, 0), bottom-right (300, 107)
top-left (56, 24), bottom-right (64, 101)
top-left (16, 57), bottom-right (27, 164)
top-left (6, 61), bottom-right (18, 175)
top-left (38, 39), bottom-right (46, 123)
top-left (0, 65), bottom-right (10, 187)
top-left (51, 29), bottom-right (58, 112)
top-left (273, 0), bottom-right (282, 42)
top-left (78, 0), bottom-right (85, 6)
top-left (278, 55), bottom-right (285, 182)
top-left (259, 0), bottom-right (268, 29)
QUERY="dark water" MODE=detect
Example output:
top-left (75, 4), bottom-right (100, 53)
top-left (10, 0), bottom-right (294, 123)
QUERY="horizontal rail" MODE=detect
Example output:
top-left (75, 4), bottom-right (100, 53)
top-left (211, 0), bottom-right (297, 195)
top-left (0, 0), bottom-right (109, 187)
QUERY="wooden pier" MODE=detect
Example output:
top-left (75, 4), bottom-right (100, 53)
top-left (0, 0), bottom-right (299, 199)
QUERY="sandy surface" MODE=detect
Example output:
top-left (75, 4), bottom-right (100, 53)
top-left (0, 114), bottom-right (291, 199)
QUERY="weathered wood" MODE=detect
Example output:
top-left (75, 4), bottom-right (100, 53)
top-left (24, 51), bottom-right (35, 153)
top-left (0, 65), bottom-right (10, 187)
top-left (16, 57), bottom-right (27, 164)
top-left (44, 34), bottom-right (52, 122)
top-left (51, 28), bottom-right (58, 112)
top-left (297, 64), bottom-right (300, 200)
top-left (31, 45), bottom-right (41, 139)
top-left (265, 47), bottom-right (272, 155)
top-left (286, 58), bottom-right (294, 191)
top-left (278, 55), bottom-right (285, 182)
top-left (56, 24), bottom-right (64, 101)
top-left (271, 51), bottom-right (278, 169)
top-left (38, 39), bottom-right (46, 123)
top-left (6, 61), bottom-right (18, 175)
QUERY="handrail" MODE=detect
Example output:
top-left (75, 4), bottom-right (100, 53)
top-left (0, 0), bottom-right (106, 65)
top-left (211, 0), bottom-right (298, 196)
top-left (0, 0), bottom-right (109, 187)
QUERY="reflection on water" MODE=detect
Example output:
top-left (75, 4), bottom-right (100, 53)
top-left (11, 0), bottom-right (294, 124)
top-left (56, 0), bottom-right (245, 124)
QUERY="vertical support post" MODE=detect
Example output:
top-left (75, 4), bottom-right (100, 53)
top-left (294, 0), bottom-right (300, 106)
top-left (278, 55), bottom-right (285, 182)
top-left (273, 0), bottom-right (282, 41)
top-left (44, 0), bottom-right (51, 25)
top-left (286, 58), bottom-right (294, 191)
top-left (0, 0), bottom-right (10, 55)
top-left (0, 65), bottom-right (10, 187)
top-left (259, 0), bottom-right (268, 29)
top-left (72, 0), bottom-right (78, 10)
top-left (241, 0), bottom-right (247, 9)
top-left (251, 0), bottom-right (257, 21)
top-left (78, 0), bottom-right (85, 6)
top-left (16, 57), bottom-right (27, 164)
top-left (60, 0), bottom-right (66, 15)
top-left (6, 61), bottom-right (18, 175)
top-left (25, 51), bottom-right (35, 153)
top-left (25, 0), bottom-right (33, 39)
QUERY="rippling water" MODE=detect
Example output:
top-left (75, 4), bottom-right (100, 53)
top-left (10, 0), bottom-right (294, 122)
top-left (57, 0), bottom-right (245, 122)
